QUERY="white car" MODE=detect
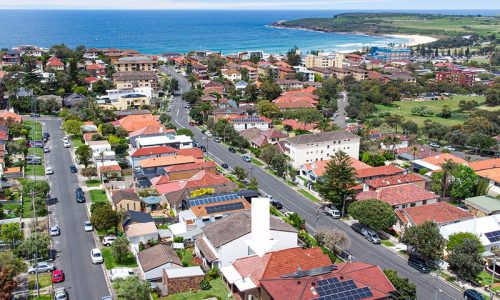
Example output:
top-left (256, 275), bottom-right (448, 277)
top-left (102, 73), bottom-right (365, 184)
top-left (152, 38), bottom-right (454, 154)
top-left (205, 131), bottom-right (213, 138)
top-left (55, 288), bottom-right (68, 300)
top-left (84, 221), bottom-right (93, 232)
top-left (91, 248), bottom-right (104, 264)
top-left (443, 146), bottom-right (457, 151)
top-left (50, 225), bottom-right (60, 236)
top-left (62, 136), bottom-right (69, 143)
top-left (102, 236), bottom-right (117, 246)
top-left (45, 167), bottom-right (54, 175)
top-left (63, 141), bottom-right (71, 148)
top-left (109, 267), bottom-right (135, 282)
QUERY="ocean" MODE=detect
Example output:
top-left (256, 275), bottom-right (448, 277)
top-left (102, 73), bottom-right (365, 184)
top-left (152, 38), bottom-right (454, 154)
top-left (0, 10), bottom-right (497, 54)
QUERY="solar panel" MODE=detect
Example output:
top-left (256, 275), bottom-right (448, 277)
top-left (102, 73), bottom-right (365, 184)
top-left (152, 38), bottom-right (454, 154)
top-left (187, 193), bottom-right (240, 207)
top-left (316, 278), bottom-right (373, 300)
top-left (205, 202), bottom-right (245, 214)
top-left (486, 230), bottom-right (500, 242)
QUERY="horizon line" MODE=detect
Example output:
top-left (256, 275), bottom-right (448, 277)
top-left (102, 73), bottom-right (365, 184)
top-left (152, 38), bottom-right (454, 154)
top-left (1, 8), bottom-right (499, 11)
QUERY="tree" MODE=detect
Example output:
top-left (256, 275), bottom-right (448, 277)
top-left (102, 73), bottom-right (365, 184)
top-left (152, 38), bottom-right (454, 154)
top-left (92, 79), bottom-right (114, 95)
top-left (75, 144), bottom-right (92, 168)
top-left (447, 232), bottom-right (484, 253)
top-left (315, 228), bottom-right (351, 250)
top-left (176, 128), bottom-right (193, 137)
top-left (260, 80), bottom-right (282, 100)
top-left (82, 167), bottom-right (97, 178)
top-left (383, 269), bottom-right (417, 300)
top-left (159, 113), bottom-right (171, 125)
top-left (248, 177), bottom-right (259, 191)
top-left (316, 151), bottom-right (356, 214)
top-left (448, 238), bottom-right (483, 281)
top-left (401, 221), bottom-right (445, 261)
top-left (271, 154), bottom-right (288, 178)
top-left (348, 199), bottom-right (397, 231)
top-left (249, 52), bottom-right (262, 64)
top-left (233, 166), bottom-right (247, 181)
top-left (16, 233), bottom-right (50, 260)
top-left (112, 276), bottom-right (150, 300)
top-left (182, 90), bottom-right (201, 105)
top-left (485, 89), bottom-right (498, 107)
top-left (449, 165), bottom-right (479, 199)
top-left (286, 46), bottom-right (301, 66)
top-left (361, 152), bottom-right (385, 167)
top-left (62, 119), bottom-right (83, 136)
top-left (244, 84), bottom-right (258, 102)
top-left (111, 237), bottom-right (131, 264)
top-left (168, 78), bottom-right (179, 94)
top-left (91, 203), bottom-right (120, 232)
top-left (440, 105), bottom-right (452, 119)
top-left (256, 100), bottom-right (281, 119)
top-left (260, 145), bottom-right (278, 165)
top-left (0, 223), bottom-right (23, 249)
top-left (0, 267), bottom-right (18, 300)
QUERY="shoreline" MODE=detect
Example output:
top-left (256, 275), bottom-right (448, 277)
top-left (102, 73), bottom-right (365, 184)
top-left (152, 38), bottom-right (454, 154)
top-left (383, 34), bottom-right (438, 46)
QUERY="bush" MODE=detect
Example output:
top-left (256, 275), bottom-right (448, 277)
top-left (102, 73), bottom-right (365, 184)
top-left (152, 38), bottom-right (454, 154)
top-left (200, 279), bottom-right (211, 290)
top-left (174, 236), bottom-right (184, 243)
top-left (250, 148), bottom-right (261, 158)
top-left (321, 246), bottom-right (336, 263)
top-left (298, 230), bottom-right (318, 248)
top-left (205, 268), bottom-right (219, 280)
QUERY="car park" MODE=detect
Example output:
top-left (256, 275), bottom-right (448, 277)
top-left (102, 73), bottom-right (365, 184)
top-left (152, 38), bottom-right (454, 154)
top-left (84, 221), bottom-right (93, 232)
top-left (270, 200), bottom-right (283, 210)
top-left (242, 155), bottom-right (251, 162)
top-left (102, 236), bottom-right (117, 246)
top-left (323, 205), bottom-right (341, 219)
top-left (55, 288), bottom-right (68, 300)
top-left (91, 248), bottom-right (104, 264)
top-left (463, 289), bottom-right (486, 300)
top-left (407, 255), bottom-right (430, 273)
top-left (69, 165), bottom-right (78, 173)
top-left (50, 225), bottom-right (60, 236)
top-left (228, 147), bottom-right (236, 153)
top-left (109, 267), bottom-right (135, 282)
top-left (45, 167), bottom-right (54, 175)
top-left (361, 227), bottom-right (381, 244)
top-left (51, 270), bottom-right (65, 283)
top-left (28, 262), bottom-right (55, 274)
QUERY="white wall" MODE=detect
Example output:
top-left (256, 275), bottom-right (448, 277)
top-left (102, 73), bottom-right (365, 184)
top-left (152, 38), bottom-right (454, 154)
top-left (128, 232), bottom-right (159, 246)
top-left (144, 263), bottom-right (181, 281)
top-left (232, 122), bottom-right (270, 132)
top-left (392, 198), bottom-right (438, 210)
top-left (288, 138), bottom-right (360, 169)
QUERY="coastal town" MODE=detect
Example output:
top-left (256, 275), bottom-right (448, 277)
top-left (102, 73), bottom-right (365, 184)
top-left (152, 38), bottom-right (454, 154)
top-left (0, 12), bottom-right (499, 300)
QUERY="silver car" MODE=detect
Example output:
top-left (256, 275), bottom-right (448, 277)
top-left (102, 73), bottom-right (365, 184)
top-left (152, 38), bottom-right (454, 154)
top-left (50, 225), bottom-right (60, 236)
top-left (28, 261), bottom-right (55, 274)
top-left (55, 287), bottom-right (68, 300)
top-left (84, 221), bottom-right (93, 232)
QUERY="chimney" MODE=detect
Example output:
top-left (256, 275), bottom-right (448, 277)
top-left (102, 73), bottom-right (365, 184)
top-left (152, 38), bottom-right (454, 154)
top-left (247, 197), bottom-right (275, 257)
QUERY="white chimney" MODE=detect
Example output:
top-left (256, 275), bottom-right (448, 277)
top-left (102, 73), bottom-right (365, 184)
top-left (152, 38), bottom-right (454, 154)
top-left (247, 197), bottom-right (275, 257)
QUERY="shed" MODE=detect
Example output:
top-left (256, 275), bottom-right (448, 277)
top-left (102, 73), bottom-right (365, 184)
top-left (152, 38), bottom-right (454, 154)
top-left (162, 266), bottom-right (205, 295)
top-left (463, 195), bottom-right (500, 217)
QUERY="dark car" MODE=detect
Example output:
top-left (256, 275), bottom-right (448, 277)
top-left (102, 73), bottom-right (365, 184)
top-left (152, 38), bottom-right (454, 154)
top-left (350, 222), bottom-right (366, 234)
top-left (30, 113), bottom-right (40, 118)
top-left (270, 200), bottom-right (283, 210)
top-left (407, 255), bottom-right (430, 273)
top-left (27, 159), bottom-right (42, 165)
top-left (464, 289), bottom-right (486, 300)
top-left (69, 165), bottom-right (77, 173)
top-left (221, 163), bottom-right (229, 169)
top-left (198, 145), bottom-right (207, 152)
top-left (43, 132), bottom-right (50, 138)
top-left (76, 188), bottom-right (85, 203)
top-left (228, 147), bottom-right (236, 153)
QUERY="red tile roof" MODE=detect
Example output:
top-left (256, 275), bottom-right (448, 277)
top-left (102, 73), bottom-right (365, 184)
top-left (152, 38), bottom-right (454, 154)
top-left (184, 171), bottom-right (232, 189)
top-left (355, 165), bottom-right (404, 179)
top-left (421, 153), bottom-right (467, 167)
top-left (47, 57), bottom-right (64, 67)
top-left (99, 164), bottom-right (122, 173)
top-left (176, 148), bottom-right (204, 160)
top-left (118, 114), bottom-right (160, 132)
top-left (357, 184), bottom-right (437, 207)
top-left (0, 110), bottom-right (22, 123)
top-left (282, 119), bottom-right (316, 131)
top-left (396, 202), bottom-right (473, 226)
top-left (130, 146), bottom-right (177, 157)
top-left (396, 145), bottom-right (437, 159)
top-left (164, 161), bottom-right (216, 173)
top-left (365, 173), bottom-right (426, 189)
top-left (468, 158), bottom-right (500, 172)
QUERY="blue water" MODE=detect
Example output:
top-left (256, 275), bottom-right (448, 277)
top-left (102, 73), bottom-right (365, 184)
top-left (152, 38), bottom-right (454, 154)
top-left (0, 10), bottom-right (497, 54)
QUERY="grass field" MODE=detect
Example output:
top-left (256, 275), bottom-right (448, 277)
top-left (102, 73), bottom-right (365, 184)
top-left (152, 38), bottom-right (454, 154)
top-left (28, 273), bottom-right (52, 289)
top-left (28, 147), bottom-right (44, 159)
top-left (101, 247), bottom-right (137, 270)
top-left (25, 165), bottom-right (45, 177)
top-left (375, 95), bottom-right (490, 126)
top-left (86, 179), bottom-right (101, 187)
top-left (177, 248), bottom-right (197, 267)
top-left (89, 190), bottom-right (108, 204)
top-left (24, 121), bottom-right (43, 140)
top-left (164, 278), bottom-right (233, 300)
top-left (1, 202), bottom-right (21, 218)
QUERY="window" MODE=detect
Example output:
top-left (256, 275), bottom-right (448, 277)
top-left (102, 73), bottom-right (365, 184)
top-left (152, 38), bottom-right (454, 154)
top-left (422, 200), bottom-right (427, 205)
top-left (410, 203), bottom-right (416, 207)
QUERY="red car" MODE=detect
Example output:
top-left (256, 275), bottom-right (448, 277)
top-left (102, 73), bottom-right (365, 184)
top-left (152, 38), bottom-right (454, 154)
top-left (51, 270), bottom-right (65, 283)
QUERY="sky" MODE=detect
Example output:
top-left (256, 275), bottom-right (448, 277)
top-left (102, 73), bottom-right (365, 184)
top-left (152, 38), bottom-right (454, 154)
top-left (0, 0), bottom-right (499, 10)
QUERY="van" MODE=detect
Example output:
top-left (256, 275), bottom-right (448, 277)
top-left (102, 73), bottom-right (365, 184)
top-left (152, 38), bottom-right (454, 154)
top-left (408, 255), bottom-right (430, 273)
top-left (323, 205), bottom-right (341, 219)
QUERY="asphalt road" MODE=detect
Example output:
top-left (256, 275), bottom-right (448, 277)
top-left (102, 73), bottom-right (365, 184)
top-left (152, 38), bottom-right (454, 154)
top-left (161, 66), bottom-right (463, 300)
top-left (41, 117), bottom-right (109, 300)
top-left (333, 90), bottom-right (348, 129)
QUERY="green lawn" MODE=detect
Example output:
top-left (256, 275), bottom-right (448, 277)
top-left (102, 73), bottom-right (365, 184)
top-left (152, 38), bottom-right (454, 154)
top-left (89, 190), bottom-right (108, 204)
top-left (25, 165), bottom-right (45, 177)
top-left (177, 248), bottom-right (197, 267)
top-left (477, 105), bottom-right (500, 112)
top-left (25, 121), bottom-right (43, 140)
top-left (251, 158), bottom-right (264, 167)
top-left (381, 240), bottom-right (395, 247)
top-left (101, 247), bottom-right (138, 270)
top-left (1, 202), bottom-right (21, 218)
top-left (478, 270), bottom-right (500, 292)
top-left (71, 136), bottom-right (84, 148)
top-left (86, 179), bottom-right (101, 187)
top-left (164, 278), bottom-right (233, 300)
top-left (28, 273), bottom-right (52, 290)
top-left (298, 189), bottom-right (319, 203)
top-left (375, 95), bottom-right (489, 126)
top-left (31, 296), bottom-right (52, 300)
top-left (28, 147), bottom-right (44, 158)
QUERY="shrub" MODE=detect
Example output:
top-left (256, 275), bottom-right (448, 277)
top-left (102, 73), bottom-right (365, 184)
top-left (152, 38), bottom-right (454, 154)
top-left (205, 268), bottom-right (219, 280)
top-left (298, 230), bottom-right (318, 248)
top-left (174, 236), bottom-right (184, 243)
top-left (200, 279), bottom-right (211, 290)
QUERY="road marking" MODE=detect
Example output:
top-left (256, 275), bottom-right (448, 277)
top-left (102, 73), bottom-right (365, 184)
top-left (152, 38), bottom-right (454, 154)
top-left (175, 120), bottom-right (185, 128)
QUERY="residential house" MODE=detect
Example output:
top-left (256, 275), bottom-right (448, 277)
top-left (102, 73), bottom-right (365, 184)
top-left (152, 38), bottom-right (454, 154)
top-left (240, 65), bottom-right (258, 81)
top-left (162, 267), bottom-right (205, 296)
top-left (363, 173), bottom-right (426, 191)
top-left (140, 155), bottom-right (196, 179)
top-left (86, 140), bottom-right (113, 161)
top-left (97, 163), bottom-right (122, 181)
top-left (194, 198), bottom-right (298, 268)
top-left (135, 135), bottom-right (193, 149)
top-left (0, 110), bottom-right (22, 123)
top-left (260, 262), bottom-right (396, 300)
top-left (413, 153), bottom-right (467, 174)
top-left (14, 45), bottom-right (42, 57)
top-left (137, 244), bottom-right (182, 282)
top-left (463, 195), bottom-right (500, 217)
top-left (239, 127), bottom-right (287, 148)
top-left (46, 56), bottom-right (65, 71)
top-left (113, 71), bottom-right (159, 97)
top-left (114, 56), bottom-right (157, 72)
top-left (203, 81), bottom-right (225, 96)
top-left (98, 93), bottom-right (150, 110)
top-left (111, 190), bottom-right (142, 212)
top-left (115, 113), bottom-right (160, 133)
top-left (395, 202), bottom-right (473, 233)
top-left (229, 115), bottom-right (271, 132)
top-left (356, 164), bottom-right (409, 181)
top-left (282, 119), bottom-right (317, 132)
top-left (85, 64), bottom-right (106, 77)
top-left (192, 62), bottom-right (208, 79)
top-left (221, 247), bottom-right (332, 299)
top-left (213, 107), bottom-right (244, 122)
top-left (122, 210), bottom-right (159, 247)
top-left (129, 146), bottom-right (177, 168)
top-left (234, 80), bottom-right (248, 92)
top-left (301, 158), bottom-right (371, 182)
top-left (440, 214), bottom-right (500, 254)
top-left (286, 131), bottom-right (360, 169)
top-left (396, 145), bottom-right (438, 162)
top-left (164, 161), bottom-right (217, 181)
top-left (468, 158), bottom-right (500, 196)
top-left (223, 69), bottom-right (242, 82)
top-left (275, 79), bottom-right (304, 91)
top-left (273, 87), bottom-right (319, 111)
top-left (356, 183), bottom-right (439, 210)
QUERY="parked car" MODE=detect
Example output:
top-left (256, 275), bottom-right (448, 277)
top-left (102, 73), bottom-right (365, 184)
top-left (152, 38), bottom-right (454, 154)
top-left (242, 155), bottom-right (251, 162)
top-left (43, 146), bottom-right (50, 153)
top-left (84, 221), bottom-right (93, 232)
top-left (45, 167), bottom-right (54, 175)
top-left (407, 255), bottom-right (430, 273)
top-left (91, 248), bottom-right (104, 264)
top-left (361, 227), bottom-right (381, 244)
top-left (443, 145), bottom-right (456, 151)
top-left (213, 136), bottom-right (222, 143)
top-left (198, 145), bottom-right (206, 152)
top-left (50, 225), bottom-right (60, 236)
top-left (26, 155), bottom-right (41, 161)
top-left (62, 136), bottom-right (69, 143)
top-left (30, 113), bottom-right (40, 118)
top-left (109, 267), bottom-right (135, 282)
top-left (27, 159), bottom-right (42, 165)
top-left (28, 262), bottom-right (55, 274)
top-left (63, 141), bottom-right (71, 148)
top-left (102, 236), bottom-right (117, 246)
top-left (29, 140), bottom-right (45, 148)
top-left (228, 147), bottom-right (236, 153)
top-left (69, 165), bottom-right (78, 173)
top-left (43, 132), bottom-right (50, 139)
top-left (101, 297), bottom-right (113, 300)
top-left (463, 289), bottom-right (486, 300)
top-left (350, 222), bottom-right (366, 234)
top-left (270, 200), bottom-right (283, 210)
top-left (205, 131), bottom-right (213, 138)
top-left (51, 270), bottom-right (65, 283)
top-left (54, 288), bottom-right (68, 300)
top-left (76, 188), bottom-right (85, 203)
top-left (221, 163), bottom-right (229, 169)
top-left (323, 205), bottom-right (341, 219)
top-left (429, 142), bottom-right (440, 148)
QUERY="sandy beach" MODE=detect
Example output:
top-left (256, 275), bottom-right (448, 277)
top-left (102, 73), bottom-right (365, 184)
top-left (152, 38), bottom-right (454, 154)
top-left (384, 34), bottom-right (438, 46)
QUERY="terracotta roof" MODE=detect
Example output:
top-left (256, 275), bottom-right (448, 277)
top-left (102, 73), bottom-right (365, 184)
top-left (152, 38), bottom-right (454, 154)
top-left (365, 173), bottom-right (426, 189)
top-left (155, 181), bottom-right (187, 194)
top-left (355, 165), bottom-right (404, 179)
top-left (476, 168), bottom-right (500, 183)
top-left (150, 175), bottom-right (171, 186)
top-left (137, 244), bottom-right (182, 271)
top-left (357, 184), bottom-right (437, 207)
top-left (176, 148), bottom-right (204, 160)
top-left (140, 155), bottom-right (195, 168)
top-left (396, 145), bottom-right (437, 159)
top-left (99, 164), bottom-right (122, 173)
top-left (47, 57), bottom-right (64, 67)
top-left (233, 247), bottom-right (331, 286)
top-left (468, 158), bottom-right (500, 172)
top-left (3, 167), bottom-right (21, 174)
top-left (282, 119), bottom-right (316, 131)
top-left (86, 64), bottom-right (105, 70)
top-left (421, 153), bottom-right (467, 167)
top-left (261, 128), bottom-right (287, 139)
top-left (128, 125), bottom-right (172, 137)
top-left (396, 202), bottom-right (473, 226)
top-left (275, 100), bottom-right (316, 110)
top-left (118, 114), bottom-right (160, 132)
top-left (124, 222), bottom-right (158, 238)
top-left (184, 171), bottom-right (232, 189)
top-left (260, 262), bottom-right (395, 300)
top-left (164, 161), bottom-right (216, 173)
top-left (111, 190), bottom-right (140, 205)
top-left (130, 146), bottom-right (177, 157)
top-left (0, 110), bottom-right (22, 123)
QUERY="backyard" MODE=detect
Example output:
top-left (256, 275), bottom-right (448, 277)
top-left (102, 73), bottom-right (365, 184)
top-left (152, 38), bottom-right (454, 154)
top-left (164, 278), bottom-right (233, 300)
top-left (86, 179), bottom-right (101, 187)
top-left (89, 190), bottom-right (108, 204)
top-left (101, 247), bottom-right (138, 270)
top-left (176, 248), bottom-right (198, 267)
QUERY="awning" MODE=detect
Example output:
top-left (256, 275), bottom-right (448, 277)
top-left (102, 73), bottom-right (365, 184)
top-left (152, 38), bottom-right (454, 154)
top-left (220, 265), bottom-right (242, 284)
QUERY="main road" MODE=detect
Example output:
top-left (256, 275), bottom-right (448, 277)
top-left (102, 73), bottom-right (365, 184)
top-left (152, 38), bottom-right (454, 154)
top-left (41, 117), bottom-right (109, 300)
top-left (162, 66), bottom-right (462, 300)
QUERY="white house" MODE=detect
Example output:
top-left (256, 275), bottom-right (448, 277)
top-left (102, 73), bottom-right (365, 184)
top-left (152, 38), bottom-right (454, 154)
top-left (194, 198), bottom-right (298, 269)
top-left (286, 131), bottom-right (360, 169)
top-left (135, 135), bottom-right (193, 149)
top-left (223, 69), bottom-right (242, 82)
top-left (229, 115), bottom-right (271, 132)
top-left (123, 211), bottom-right (159, 249)
top-left (87, 140), bottom-right (112, 156)
top-left (137, 244), bottom-right (183, 282)
top-left (105, 87), bottom-right (153, 100)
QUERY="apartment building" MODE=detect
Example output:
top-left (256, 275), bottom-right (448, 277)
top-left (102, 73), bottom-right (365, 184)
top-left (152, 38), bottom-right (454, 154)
top-left (304, 54), bottom-right (335, 68)
top-left (114, 56), bottom-right (157, 72)
top-left (113, 71), bottom-right (159, 96)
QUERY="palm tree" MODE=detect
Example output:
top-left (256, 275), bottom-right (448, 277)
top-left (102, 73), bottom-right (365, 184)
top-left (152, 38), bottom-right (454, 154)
top-left (187, 74), bottom-right (197, 87)
top-left (440, 160), bottom-right (456, 198)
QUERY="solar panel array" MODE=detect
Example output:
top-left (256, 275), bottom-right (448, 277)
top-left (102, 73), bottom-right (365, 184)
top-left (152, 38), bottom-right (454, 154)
top-left (205, 202), bottom-right (245, 214)
top-left (485, 230), bottom-right (500, 242)
top-left (316, 278), bottom-right (373, 300)
top-left (187, 193), bottom-right (240, 207)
